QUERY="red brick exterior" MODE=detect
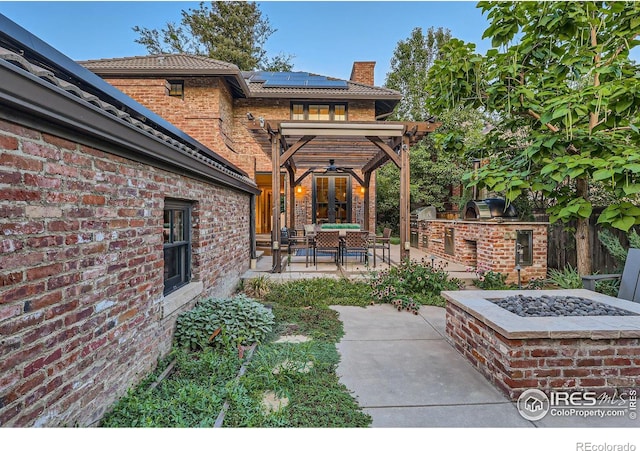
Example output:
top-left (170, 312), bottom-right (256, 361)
top-left (0, 118), bottom-right (251, 426)
top-left (418, 219), bottom-right (548, 283)
top-left (446, 302), bottom-right (640, 401)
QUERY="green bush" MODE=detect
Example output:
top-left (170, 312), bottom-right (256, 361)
top-left (547, 265), bottom-right (582, 289)
top-left (175, 294), bottom-right (274, 350)
top-left (370, 258), bottom-right (462, 307)
top-left (263, 278), bottom-right (371, 308)
top-left (474, 270), bottom-right (509, 290)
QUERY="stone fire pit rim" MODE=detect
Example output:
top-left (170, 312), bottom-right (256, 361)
top-left (442, 289), bottom-right (640, 340)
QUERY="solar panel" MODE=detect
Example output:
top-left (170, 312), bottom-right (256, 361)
top-left (257, 71), bottom-right (348, 89)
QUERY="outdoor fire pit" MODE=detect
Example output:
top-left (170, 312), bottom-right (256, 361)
top-left (442, 289), bottom-right (640, 401)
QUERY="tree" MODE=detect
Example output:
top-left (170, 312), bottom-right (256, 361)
top-left (133, 1), bottom-right (294, 71)
top-left (377, 27), bottom-right (483, 232)
top-left (385, 27), bottom-right (452, 121)
top-left (426, 1), bottom-right (640, 275)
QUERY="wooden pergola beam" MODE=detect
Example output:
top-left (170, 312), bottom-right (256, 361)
top-left (280, 135), bottom-right (315, 164)
top-left (361, 150), bottom-right (389, 174)
top-left (366, 136), bottom-right (401, 169)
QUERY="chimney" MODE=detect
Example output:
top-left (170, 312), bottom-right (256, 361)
top-left (350, 61), bottom-right (376, 86)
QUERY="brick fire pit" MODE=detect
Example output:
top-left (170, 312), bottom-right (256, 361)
top-left (442, 289), bottom-right (640, 401)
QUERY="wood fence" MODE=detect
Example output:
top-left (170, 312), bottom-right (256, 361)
top-left (535, 209), bottom-right (636, 273)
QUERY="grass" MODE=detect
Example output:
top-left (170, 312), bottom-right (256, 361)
top-left (100, 277), bottom-right (373, 428)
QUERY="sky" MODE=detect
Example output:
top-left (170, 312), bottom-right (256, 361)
top-left (0, 1), bottom-right (492, 83)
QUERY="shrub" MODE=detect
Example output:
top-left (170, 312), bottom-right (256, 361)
top-left (474, 270), bottom-right (509, 290)
top-left (175, 294), bottom-right (274, 350)
top-left (472, 263), bottom-right (510, 290)
top-left (597, 228), bottom-right (640, 268)
top-left (547, 265), bottom-right (582, 289)
top-left (370, 258), bottom-right (462, 307)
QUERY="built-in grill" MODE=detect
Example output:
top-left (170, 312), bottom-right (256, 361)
top-left (464, 198), bottom-right (518, 221)
top-left (410, 206), bottom-right (436, 248)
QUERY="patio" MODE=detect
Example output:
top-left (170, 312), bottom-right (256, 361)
top-left (242, 241), bottom-right (475, 283)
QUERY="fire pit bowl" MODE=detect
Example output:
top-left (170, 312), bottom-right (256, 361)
top-left (442, 289), bottom-right (640, 401)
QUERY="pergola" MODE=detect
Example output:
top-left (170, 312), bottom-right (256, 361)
top-left (265, 120), bottom-right (439, 272)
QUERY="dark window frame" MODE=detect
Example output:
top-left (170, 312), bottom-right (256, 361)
top-left (167, 80), bottom-right (184, 99)
top-left (312, 174), bottom-right (352, 224)
top-left (290, 102), bottom-right (348, 121)
top-left (516, 229), bottom-right (534, 266)
top-left (163, 200), bottom-right (192, 295)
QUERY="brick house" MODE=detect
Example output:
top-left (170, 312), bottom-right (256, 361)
top-left (0, 17), bottom-right (259, 426)
top-left (78, 55), bottom-right (405, 235)
top-left (79, 55), bottom-right (436, 270)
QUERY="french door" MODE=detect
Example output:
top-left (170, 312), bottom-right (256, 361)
top-left (313, 175), bottom-right (351, 224)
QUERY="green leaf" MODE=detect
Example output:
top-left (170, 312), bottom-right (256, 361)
top-left (623, 184), bottom-right (640, 195)
top-left (612, 216), bottom-right (635, 231)
top-left (552, 107), bottom-right (569, 120)
top-left (592, 169), bottom-right (614, 181)
top-left (615, 97), bottom-right (633, 113)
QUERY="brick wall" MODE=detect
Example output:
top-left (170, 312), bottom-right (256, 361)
top-left (446, 302), bottom-right (640, 400)
top-left (0, 118), bottom-right (251, 426)
top-left (419, 220), bottom-right (548, 283)
top-left (104, 77), bottom-right (237, 168)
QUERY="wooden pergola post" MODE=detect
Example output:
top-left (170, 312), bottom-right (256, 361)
top-left (286, 165), bottom-right (296, 230)
top-left (363, 171), bottom-right (371, 232)
top-left (271, 132), bottom-right (281, 273)
top-left (399, 135), bottom-right (411, 261)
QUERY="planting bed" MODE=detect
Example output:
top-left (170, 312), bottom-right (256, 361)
top-left (442, 289), bottom-right (640, 401)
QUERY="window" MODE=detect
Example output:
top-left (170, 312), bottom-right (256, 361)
top-left (291, 103), bottom-right (347, 121)
top-left (292, 104), bottom-right (304, 120)
top-left (163, 201), bottom-right (192, 295)
top-left (168, 80), bottom-right (184, 99)
top-left (309, 104), bottom-right (330, 121)
top-left (516, 230), bottom-right (533, 266)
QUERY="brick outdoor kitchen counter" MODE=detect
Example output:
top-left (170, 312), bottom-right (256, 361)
top-left (442, 289), bottom-right (640, 401)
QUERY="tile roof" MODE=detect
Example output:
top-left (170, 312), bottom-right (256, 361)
top-left (78, 55), bottom-right (401, 101)
top-left (242, 71), bottom-right (401, 99)
top-left (78, 54), bottom-right (239, 73)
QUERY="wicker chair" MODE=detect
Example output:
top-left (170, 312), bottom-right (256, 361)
top-left (342, 231), bottom-right (370, 265)
top-left (313, 230), bottom-right (341, 268)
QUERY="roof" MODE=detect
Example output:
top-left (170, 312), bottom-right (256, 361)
top-left (79, 54), bottom-right (240, 74)
top-left (79, 54), bottom-right (250, 98)
top-left (243, 71), bottom-right (401, 99)
top-left (78, 55), bottom-right (401, 116)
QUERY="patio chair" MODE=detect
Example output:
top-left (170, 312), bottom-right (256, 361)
top-left (370, 227), bottom-right (391, 267)
top-left (313, 230), bottom-right (341, 268)
top-left (342, 231), bottom-right (370, 266)
top-left (582, 248), bottom-right (640, 302)
top-left (287, 228), bottom-right (311, 267)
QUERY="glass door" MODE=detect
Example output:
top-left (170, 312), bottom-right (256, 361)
top-left (313, 175), bottom-right (351, 224)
